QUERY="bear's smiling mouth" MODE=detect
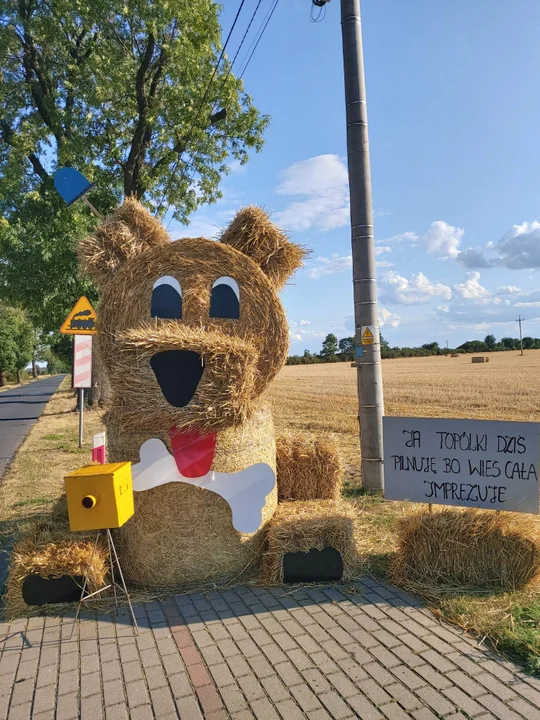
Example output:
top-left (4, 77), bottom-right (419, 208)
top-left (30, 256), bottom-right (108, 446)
top-left (150, 350), bottom-right (204, 407)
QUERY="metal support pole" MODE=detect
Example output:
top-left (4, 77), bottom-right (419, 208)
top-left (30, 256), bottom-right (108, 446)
top-left (79, 388), bottom-right (84, 448)
top-left (340, 0), bottom-right (384, 490)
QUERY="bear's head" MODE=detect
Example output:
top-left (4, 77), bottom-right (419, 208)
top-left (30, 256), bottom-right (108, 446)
top-left (79, 199), bottom-right (305, 434)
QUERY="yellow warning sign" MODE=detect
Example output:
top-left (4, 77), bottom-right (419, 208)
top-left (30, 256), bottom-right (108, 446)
top-left (361, 326), bottom-right (375, 345)
top-left (60, 296), bottom-right (97, 335)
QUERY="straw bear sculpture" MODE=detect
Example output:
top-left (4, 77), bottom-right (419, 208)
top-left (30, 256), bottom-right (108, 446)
top-left (78, 199), bottom-right (345, 587)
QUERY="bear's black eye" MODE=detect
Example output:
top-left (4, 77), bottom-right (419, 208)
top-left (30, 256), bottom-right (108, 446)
top-left (151, 276), bottom-right (182, 319)
top-left (210, 277), bottom-right (240, 319)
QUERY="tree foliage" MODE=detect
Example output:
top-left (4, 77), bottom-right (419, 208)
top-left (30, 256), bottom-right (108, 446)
top-left (0, 304), bottom-right (33, 384)
top-left (0, 0), bottom-right (268, 331)
top-left (320, 333), bottom-right (338, 358)
top-left (287, 332), bottom-right (540, 364)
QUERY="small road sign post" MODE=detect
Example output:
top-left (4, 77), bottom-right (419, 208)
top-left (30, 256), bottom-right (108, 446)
top-left (61, 297), bottom-right (97, 448)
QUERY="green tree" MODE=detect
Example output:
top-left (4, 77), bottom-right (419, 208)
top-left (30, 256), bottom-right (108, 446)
top-left (523, 336), bottom-right (536, 349)
top-left (338, 337), bottom-right (355, 361)
top-left (320, 333), bottom-right (339, 359)
top-left (484, 334), bottom-right (496, 350)
top-left (0, 304), bottom-right (19, 385)
top-left (0, 0), bottom-right (268, 331)
top-left (458, 340), bottom-right (489, 353)
top-left (501, 337), bottom-right (517, 350)
top-left (421, 342), bottom-right (439, 355)
top-left (12, 308), bottom-right (34, 383)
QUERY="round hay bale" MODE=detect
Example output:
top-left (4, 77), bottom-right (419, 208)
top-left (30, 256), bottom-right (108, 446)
top-left (111, 407), bottom-right (278, 587)
top-left (261, 499), bottom-right (366, 585)
top-left (390, 508), bottom-right (540, 593)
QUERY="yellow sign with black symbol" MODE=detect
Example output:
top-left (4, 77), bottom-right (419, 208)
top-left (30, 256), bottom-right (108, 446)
top-left (361, 326), bottom-right (375, 345)
top-left (60, 296), bottom-right (97, 335)
top-left (65, 462), bottom-right (134, 531)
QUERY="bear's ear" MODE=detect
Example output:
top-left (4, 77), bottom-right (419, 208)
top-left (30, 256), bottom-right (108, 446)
top-left (79, 198), bottom-right (169, 285)
top-left (219, 206), bottom-right (306, 289)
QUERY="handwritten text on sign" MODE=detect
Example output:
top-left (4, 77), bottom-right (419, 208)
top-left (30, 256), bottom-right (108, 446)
top-left (383, 417), bottom-right (540, 514)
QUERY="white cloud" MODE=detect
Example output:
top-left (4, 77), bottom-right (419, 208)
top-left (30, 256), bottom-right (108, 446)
top-left (228, 159), bottom-right (246, 174)
top-left (299, 319), bottom-right (310, 326)
top-left (379, 231), bottom-right (419, 245)
top-left (170, 216), bottom-right (221, 240)
top-left (453, 272), bottom-right (492, 301)
top-left (379, 308), bottom-right (401, 328)
top-left (380, 271), bottom-right (452, 305)
top-left (290, 332), bottom-right (303, 341)
top-left (274, 155), bottom-right (349, 232)
top-left (496, 285), bottom-right (521, 295)
top-left (307, 254), bottom-right (352, 280)
top-left (375, 246), bottom-right (392, 256)
top-left (456, 247), bottom-right (493, 269)
top-left (495, 221), bottom-right (540, 269)
top-left (424, 220), bottom-right (464, 259)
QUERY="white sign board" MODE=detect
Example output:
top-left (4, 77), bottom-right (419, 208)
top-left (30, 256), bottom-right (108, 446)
top-left (383, 417), bottom-right (540, 514)
top-left (73, 334), bottom-right (92, 388)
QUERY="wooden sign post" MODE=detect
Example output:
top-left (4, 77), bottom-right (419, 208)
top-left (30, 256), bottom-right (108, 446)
top-left (60, 297), bottom-right (97, 447)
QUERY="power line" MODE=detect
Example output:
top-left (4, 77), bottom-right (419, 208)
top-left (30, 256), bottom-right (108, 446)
top-left (229, 0), bottom-right (266, 76)
top-left (239, 0), bottom-right (281, 80)
top-left (155, 0), bottom-right (248, 216)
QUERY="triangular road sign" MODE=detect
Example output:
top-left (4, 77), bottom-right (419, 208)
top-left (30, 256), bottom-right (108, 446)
top-left (60, 296), bottom-right (97, 335)
top-left (362, 327), bottom-right (374, 339)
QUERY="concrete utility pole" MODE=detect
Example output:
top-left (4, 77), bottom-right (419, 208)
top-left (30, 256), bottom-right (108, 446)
top-left (340, 0), bottom-right (384, 490)
top-left (516, 315), bottom-right (524, 356)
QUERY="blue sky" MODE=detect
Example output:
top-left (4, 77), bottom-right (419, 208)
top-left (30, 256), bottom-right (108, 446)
top-left (169, 0), bottom-right (540, 352)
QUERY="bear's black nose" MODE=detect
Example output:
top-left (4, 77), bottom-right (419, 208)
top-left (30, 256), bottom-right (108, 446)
top-left (150, 350), bottom-right (204, 407)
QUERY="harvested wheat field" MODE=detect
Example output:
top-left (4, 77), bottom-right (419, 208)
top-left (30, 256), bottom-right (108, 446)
top-left (270, 350), bottom-right (540, 487)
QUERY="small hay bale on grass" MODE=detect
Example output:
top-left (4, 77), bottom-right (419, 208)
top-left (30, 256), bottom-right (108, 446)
top-left (276, 433), bottom-right (343, 501)
top-left (262, 499), bottom-right (365, 584)
top-left (391, 509), bottom-right (540, 594)
top-left (5, 535), bottom-right (109, 619)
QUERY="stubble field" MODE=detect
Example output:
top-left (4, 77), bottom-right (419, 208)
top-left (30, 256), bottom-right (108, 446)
top-left (270, 350), bottom-right (540, 487)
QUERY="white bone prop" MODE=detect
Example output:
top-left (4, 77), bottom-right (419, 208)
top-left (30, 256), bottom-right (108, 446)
top-left (131, 439), bottom-right (276, 534)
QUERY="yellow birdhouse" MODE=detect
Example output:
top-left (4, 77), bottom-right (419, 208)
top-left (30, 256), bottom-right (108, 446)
top-left (64, 462), bottom-right (134, 532)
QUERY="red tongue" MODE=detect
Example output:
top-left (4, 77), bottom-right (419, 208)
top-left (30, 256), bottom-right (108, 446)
top-left (169, 427), bottom-right (217, 478)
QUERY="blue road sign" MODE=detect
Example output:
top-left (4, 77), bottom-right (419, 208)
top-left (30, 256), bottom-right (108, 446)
top-left (53, 168), bottom-right (94, 206)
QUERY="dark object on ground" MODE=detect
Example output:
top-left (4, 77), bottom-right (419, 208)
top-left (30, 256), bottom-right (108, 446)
top-left (283, 546), bottom-right (343, 583)
top-left (22, 574), bottom-right (84, 605)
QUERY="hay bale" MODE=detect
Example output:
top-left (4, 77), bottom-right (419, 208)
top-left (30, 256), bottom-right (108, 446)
top-left (471, 356), bottom-right (486, 363)
top-left (276, 433), bottom-right (343, 501)
top-left (218, 206), bottom-right (306, 290)
top-left (261, 500), bottom-right (365, 584)
top-left (451, 354), bottom-right (458, 358)
top-left (5, 535), bottom-right (108, 619)
top-left (391, 509), bottom-right (540, 594)
top-left (113, 407), bottom-right (278, 587)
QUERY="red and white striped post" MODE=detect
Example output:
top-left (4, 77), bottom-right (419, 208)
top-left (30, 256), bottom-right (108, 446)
top-left (73, 335), bottom-right (92, 447)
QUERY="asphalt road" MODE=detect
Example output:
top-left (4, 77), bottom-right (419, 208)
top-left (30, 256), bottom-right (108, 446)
top-left (0, 375), bottom-right (66, 478)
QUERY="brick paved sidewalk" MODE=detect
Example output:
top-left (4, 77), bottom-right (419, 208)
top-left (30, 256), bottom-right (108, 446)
top-left (1, 578), bottom-right (539, 720)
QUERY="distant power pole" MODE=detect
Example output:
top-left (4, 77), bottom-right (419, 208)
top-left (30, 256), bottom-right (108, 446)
top-left (516, 315), bottom-right (524, 356)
